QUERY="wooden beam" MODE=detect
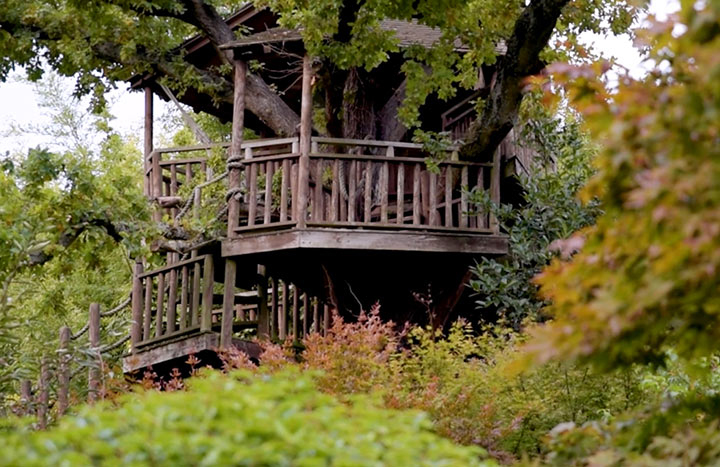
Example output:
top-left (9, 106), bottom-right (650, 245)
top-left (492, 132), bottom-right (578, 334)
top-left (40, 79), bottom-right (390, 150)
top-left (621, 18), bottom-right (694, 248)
top-left (222, 228), bottom-right (508, 256)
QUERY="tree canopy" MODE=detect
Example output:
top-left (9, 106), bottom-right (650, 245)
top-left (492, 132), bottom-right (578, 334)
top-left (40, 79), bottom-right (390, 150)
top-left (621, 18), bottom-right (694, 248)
top-left (1, 0), bottom-right (640, 157)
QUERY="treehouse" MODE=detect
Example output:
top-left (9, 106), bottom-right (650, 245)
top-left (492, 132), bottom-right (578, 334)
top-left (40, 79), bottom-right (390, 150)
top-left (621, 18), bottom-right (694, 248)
top-left (122, 5), bottom-right (527, 376)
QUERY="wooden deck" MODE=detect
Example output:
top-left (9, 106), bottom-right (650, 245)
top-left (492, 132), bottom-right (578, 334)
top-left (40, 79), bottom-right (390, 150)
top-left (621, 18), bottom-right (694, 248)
top-left (126, 136), bottom-right (508, 375)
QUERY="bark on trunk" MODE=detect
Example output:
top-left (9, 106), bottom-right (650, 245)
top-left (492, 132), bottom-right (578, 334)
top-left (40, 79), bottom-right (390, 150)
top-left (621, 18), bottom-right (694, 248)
top-left (460, 0), bottom-right (569, 161)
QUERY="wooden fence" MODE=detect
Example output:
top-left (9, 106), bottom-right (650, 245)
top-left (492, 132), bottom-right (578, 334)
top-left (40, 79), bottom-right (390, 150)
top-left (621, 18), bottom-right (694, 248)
top-left (18, 299), bottom-right (131, 428)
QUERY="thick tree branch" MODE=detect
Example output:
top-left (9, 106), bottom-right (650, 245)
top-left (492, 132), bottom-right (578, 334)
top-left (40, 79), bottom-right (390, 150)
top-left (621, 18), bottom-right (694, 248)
top-left (27, 216), bottom-right (127, 267)
top-left (460, 0), bottom-right (569, 160)
top-left (378, 79), bottom-right (408, 141)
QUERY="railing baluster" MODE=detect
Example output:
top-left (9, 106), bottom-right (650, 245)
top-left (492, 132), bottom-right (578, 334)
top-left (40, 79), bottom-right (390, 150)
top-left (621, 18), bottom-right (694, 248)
top-left (314, 159), bottom-right (324, 221)
top-left (180, 265), bottom-right (189, 330)
top-left (143, 277), bottom-right (152, 341)
top-left (413, 163), bottom-right (421, 225)
top-left (477, 167), bottom-right (486, 228)
top-left (201, 255), bottom-right (214, 332)
top-left (348, 161), bottom-right (357, 222)
top-left (444, 165), bottom-right (453, 227)
top-left (167, 261), bottom-right (178, 334)
top-left (331, 159), bottom-right (339, 222)
top-left (191, 261), bottom-right (201, 326)
top-left (460, 166), bottom-right (469, 228)
top-left (281, 158), bottom-right (289, 221)
top-left (264, 161), bottom-right (274, 224)
top-left (364, 161), bottom-right (373, 222)
top-left (429, 171), bottom-right (439, 226)
top-left (155, 273), bottom-right (165, 338)
top-left (248, 162), bottom-right (258, 227)
top-left (380, 160), bottom-right (389, 223)
top-left (396, 163), bottom-right (405, 224)
top-left (290, 163), bottom-right (298, 222)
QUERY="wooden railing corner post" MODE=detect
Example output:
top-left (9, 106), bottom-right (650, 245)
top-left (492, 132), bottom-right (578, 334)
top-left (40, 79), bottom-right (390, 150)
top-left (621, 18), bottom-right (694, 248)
top-left (88, 303), bottom-right (101, 404)
top-left (37, 358), bottom-right (49, 429)
top-left (19, 379), bottom-right (32, 416)
top-left (131, 261), bottom-right (144, 353)
top-left (57, 326), bottom-right (71, 416)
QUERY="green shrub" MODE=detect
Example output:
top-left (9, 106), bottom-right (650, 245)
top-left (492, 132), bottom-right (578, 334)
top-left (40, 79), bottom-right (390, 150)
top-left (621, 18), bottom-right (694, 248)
top-left (0, 368), bottom-right (491, 466)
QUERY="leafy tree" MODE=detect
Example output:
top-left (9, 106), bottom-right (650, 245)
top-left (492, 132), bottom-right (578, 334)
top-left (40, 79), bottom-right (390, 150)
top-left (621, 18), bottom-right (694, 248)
top-left (510, 2), bottom-right (720, 464)
top-left (1, 0), bottom-right (640, 157)
top-left (469, 107), bottom-right (601, 328)
top-left (0, 74), bottom-right (151, 412)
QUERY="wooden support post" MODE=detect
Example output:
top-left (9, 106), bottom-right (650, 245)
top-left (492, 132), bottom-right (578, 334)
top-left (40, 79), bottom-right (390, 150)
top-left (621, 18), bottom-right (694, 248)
top-left (271, 279), bottom-right (279, 340)
top-left (144, 87), bottom-right (153, 197)
top-left (296, 55), bottom-right (313, 228)
top-left (312, 300), bottom-right (319, 334)
top-left (200, 255), bottom-right (214, 333)
top-left (489, 149), bottom-right (501, 232)
top-left (37, 359), bottom-right (49, 429)
top-left (279, 280), bottom-right (288, 340)
top-left (257, 265), bottom-right (270, 339)
top-left (19, 380), bottom-right (32, 416)
top-left (302, 293), bottom-right (310, 337)
top-left (221, 258), bottom-right (237, 349)
top-left (227, 59), bottom-right (247, 237)
top-left (57, 326), bottom-right (70, 416)
top-left (292, 286), bottom-right (300, 342)
top-left (323, 305), bottom-right (331, 336)
top-left (131, 261), bottom-right (144, 352)
top-left (88, 303), bottom-right (101, 403)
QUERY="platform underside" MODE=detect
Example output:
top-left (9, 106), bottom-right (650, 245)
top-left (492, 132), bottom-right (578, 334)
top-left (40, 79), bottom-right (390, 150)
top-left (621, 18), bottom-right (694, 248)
top-left (222, 227), bottom-right (507, 257)
top-left (220, 227), bottom-right (507, 324)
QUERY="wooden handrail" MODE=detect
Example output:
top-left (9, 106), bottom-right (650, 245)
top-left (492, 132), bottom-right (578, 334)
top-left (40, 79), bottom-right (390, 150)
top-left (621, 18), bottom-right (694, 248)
top-left (138, 255), bottom-right (207, 279)
top-left (308, 152), bottom-right (492, 167)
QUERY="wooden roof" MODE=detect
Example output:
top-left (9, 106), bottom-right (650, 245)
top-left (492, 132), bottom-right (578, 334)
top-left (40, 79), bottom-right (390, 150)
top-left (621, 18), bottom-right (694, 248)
top-left (221, 19), bottom-right (482, 52)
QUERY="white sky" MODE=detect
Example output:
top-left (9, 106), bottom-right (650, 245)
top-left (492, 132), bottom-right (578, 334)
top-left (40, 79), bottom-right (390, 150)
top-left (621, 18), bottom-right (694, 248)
top-left (0, 0), bottom-right (679, 156)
